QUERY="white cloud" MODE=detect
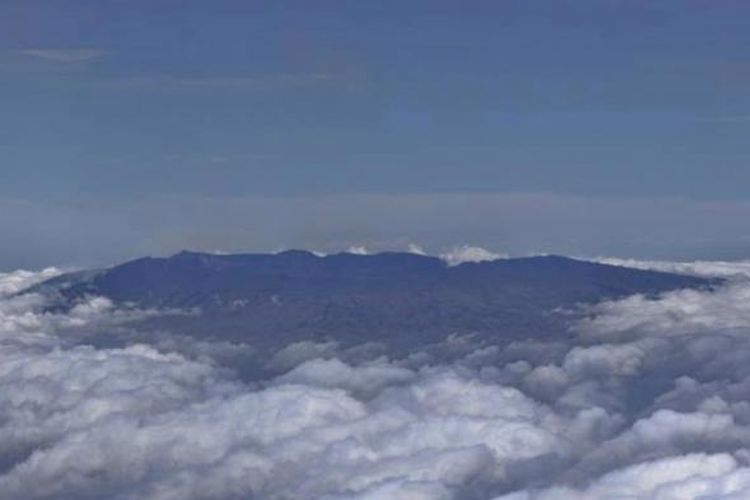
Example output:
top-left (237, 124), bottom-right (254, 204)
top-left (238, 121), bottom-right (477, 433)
top-left (594, 257), bottom-right (750, 280)
top-left (274, 358), bottom-right (415, 398)
top-left (267, 340), bottom-right (341, 371)
top-left (496, 453), bottom-right (750, 500)
top-left (346, 245), bottom-right (370, 255)
top-left (577, 282), bottom-right (750, 339)
top-left (0, 270), bottom-right (575, 499)
top-left (407, 243), bottom-right (427, 255)
top-left (0, 268), bottom-right (63, 297)
top-left (440, 245), bottom-right (508, 266)
top-left (5, 260), bottom-right (750, 498)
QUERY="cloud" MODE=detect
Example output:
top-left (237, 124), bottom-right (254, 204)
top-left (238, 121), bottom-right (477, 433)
top-left (172, 73), bottom-right (336, 87)
top-left (495, 453), bottom-right (750, 500)
top-left (273, 357), bottom-right (415, 399)
top-left (0, 268), bottom-right (62, 296)
top-left (407, 243), bottom-right (427, 255)
top-left (594, 256), bottom-right (750, 279)
top-left (20, 49), bottom-right (108, 63)
top-left (0, 270), bottom-right (571, 499)
top-left (5, 259), bottom-right (750, 497)
top-left (440, 245), bottom-right (508, 266)
top-left (101, 73), bottom-right (341, 91)
top-left (346, 245), bottom-right (370, 255)
top-left (576, 282), bottom-right (750, 340)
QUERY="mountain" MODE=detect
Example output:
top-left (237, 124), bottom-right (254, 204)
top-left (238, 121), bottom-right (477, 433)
top-left (30, 251), bottom-right (713, 358)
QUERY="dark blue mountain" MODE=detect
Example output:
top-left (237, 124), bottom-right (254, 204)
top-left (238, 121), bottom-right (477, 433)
top-left (32, 250), bottom-right (712, 356)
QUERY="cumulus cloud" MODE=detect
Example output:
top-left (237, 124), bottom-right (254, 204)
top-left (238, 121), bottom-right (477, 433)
top-left (347, 245), bottom-right (371, 255)
top-left (440, 246), bottom-right (508, 266)
top-left (5, 259), bottom-right (750, 498)
top-left (0, 268), bottom-right (63, 296)
top-left (0, 270), bottom-right (573, 499)
top-left (577, 281), bottom-right (750, 339)
top-left (496, 453), bottom-right (750, 500)
top-left (407, 243), bottom-right (428, 255)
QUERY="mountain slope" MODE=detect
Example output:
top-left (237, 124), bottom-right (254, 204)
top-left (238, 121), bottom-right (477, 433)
top-left (30, 251), bottom-right (713, 352)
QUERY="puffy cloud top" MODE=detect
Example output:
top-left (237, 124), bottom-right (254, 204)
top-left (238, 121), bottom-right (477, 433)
top-left (4, 260), bottom-right (750, 498)
top-left (440, 246), bottom-right (508, 266)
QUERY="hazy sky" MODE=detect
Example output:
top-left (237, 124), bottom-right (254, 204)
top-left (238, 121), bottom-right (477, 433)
top-left (2, 0), bottom-right (750, 269)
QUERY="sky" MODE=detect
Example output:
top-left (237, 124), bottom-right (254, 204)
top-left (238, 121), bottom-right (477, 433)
top-left (2, 0), bottom-right (750, 269)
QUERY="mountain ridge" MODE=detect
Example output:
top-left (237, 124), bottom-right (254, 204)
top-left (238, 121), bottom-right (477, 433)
top-left (24, 250), bottom-right (715, 356)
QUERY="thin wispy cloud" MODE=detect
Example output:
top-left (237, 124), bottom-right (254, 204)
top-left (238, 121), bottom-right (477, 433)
top-left (701, 115), bottom-right (750, 123)
top-left (175, 72), bottom-right (336, 87)
top-left (102, 72), bottom-right (343, 90)
top-left (20, 48), bottom-right (108, 63)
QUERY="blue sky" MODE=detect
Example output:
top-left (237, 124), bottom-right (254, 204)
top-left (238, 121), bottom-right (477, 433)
top-left (2, 1), bottom-right (750, 268)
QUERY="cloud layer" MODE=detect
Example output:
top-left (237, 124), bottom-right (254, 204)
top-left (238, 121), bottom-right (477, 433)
top-left (3, 260), bottom-right (750, 498)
